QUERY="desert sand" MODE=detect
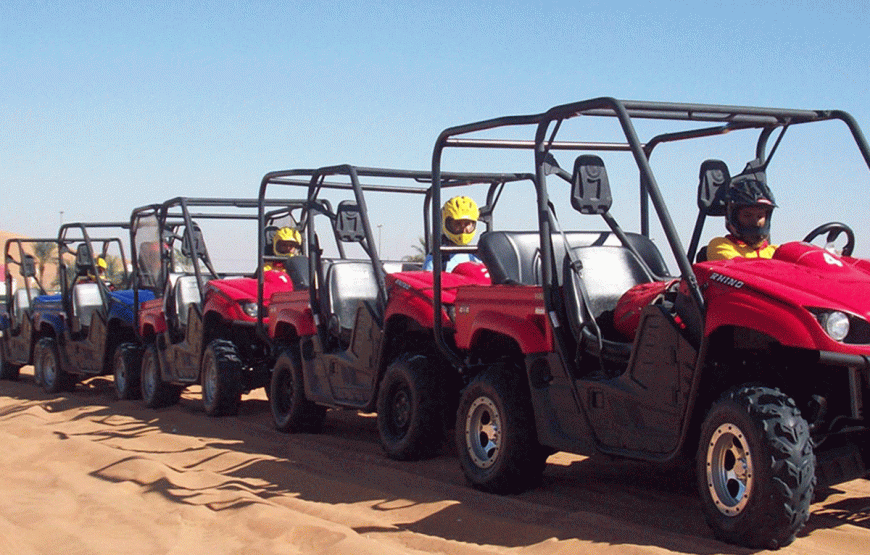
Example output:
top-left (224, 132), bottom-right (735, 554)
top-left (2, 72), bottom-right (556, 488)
top-left (1, 366), bottom-right (869, 555)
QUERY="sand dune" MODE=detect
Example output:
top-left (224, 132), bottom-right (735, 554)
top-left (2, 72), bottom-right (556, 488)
top-left (1, 366), bottom-right (869, 554)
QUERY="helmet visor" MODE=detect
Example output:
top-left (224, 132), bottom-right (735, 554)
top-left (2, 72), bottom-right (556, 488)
top-left (445, 218), bottom-right (476, 235)
top-left (275, 240), bottom-right (299, 255)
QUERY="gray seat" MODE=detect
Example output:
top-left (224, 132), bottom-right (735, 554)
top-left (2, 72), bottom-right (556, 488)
top-left (324, 261), bottom-right (379, 339)
top-left (12, 288), bottom-right (38, 330)
top-left (562, 245), bottom-right (654, 331)
top-left (174, 275), bottom-right (201, 327)
top-left (478, 230), bottom-right (669, 286)
top-left (72, 283), bottom-right (103, 332)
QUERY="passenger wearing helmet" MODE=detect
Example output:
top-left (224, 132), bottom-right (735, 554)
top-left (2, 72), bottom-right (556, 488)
top-left (264, 227), bottom-right (301, 272)
top-left (423, 196), bottom-right (483, 271)
top-left (706, 176), bottom-right (778, 261)
top-left (87, 256), bottom-right (115, 289)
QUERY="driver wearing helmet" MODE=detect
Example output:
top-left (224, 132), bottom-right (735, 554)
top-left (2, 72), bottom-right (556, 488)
top-left (264, 226), bottom-right (301, 272)
top-left (706, 176), bottom-right (778, 261)
top-left (423, 196), bottom-right (482, 272)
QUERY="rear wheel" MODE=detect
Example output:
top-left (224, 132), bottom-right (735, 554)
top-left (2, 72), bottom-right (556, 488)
top-left (455, 365), bottom-right (546, 493)
top-left (0, 343), bottom-right (21, 381)
top-left (140, 343), bottom-right (182, 408)
top-left (201, 339), bottom-right (242, 417)
top-left (269, 347), bottom-right (326, 433)
top-left (35, 337), bottom-right (73, 394)
top-left (112, 342), bottom-right (142, 400)
top-left (376, 353), bottom-right (447, 460)
top-left (697, 386), bottom-right (815, 549)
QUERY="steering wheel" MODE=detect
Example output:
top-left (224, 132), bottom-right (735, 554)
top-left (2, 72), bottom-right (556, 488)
top-left (802, 222), bottom-right (855, 257)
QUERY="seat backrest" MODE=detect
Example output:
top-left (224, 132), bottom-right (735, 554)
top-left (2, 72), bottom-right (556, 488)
top-left (687, 159), bottom-right (731, 262)
top-left (13, 288), bottom-right (37, 328)
top-left (562, 245), bottom-right (654, 335)
top-left (478, 230), bottom-right (669, 286)
top-left (73, 282), bottom-right (103, 329)
top-left (282, 256), bottom-right (310, 290)
top-left (174, 275), bottom-right (201, 327)
top-left (324, 261), bottom-right (378, 333)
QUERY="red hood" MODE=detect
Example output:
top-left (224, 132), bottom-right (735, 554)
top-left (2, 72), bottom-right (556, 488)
top-left (207, 274), bottom-right (293, 305)
top-left (695, 241), bottom-right (870, 318)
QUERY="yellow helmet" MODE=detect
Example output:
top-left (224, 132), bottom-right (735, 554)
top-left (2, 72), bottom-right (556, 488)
top-left (273, 227), bottom-right (301, 256)
top-left (96, 256), bottom-right (108, 271)
top-left (442, 196), bottom-right (479, 246)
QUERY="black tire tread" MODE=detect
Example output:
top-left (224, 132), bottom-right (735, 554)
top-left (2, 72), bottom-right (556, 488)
top-left (376, 353), bottom-right (448, 461)
top-left (698, 386), bottom-right (815, 549)
top-left (455, 365), bottom-right (544, 494)
top-left (269, 347), bottom-right (326, 433)
top-left (201, 339), bottom-right (242, 417)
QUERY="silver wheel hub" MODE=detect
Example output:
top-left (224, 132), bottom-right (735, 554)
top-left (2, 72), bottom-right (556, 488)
top-left (465, 396), bottom-right (501, 469)
top-left (706, 423), bottom-right (754, 516)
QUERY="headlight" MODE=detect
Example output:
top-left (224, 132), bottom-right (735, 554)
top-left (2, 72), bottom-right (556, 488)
top-left (817, 311), bottom-right (850, 341)
top-left (240, 301), bottom-right (259, 319)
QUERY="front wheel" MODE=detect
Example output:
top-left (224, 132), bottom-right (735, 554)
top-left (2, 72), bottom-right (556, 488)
top-left (35, 337), bottom-right (73, 394)
top-left (140, 343), bottom-right (182, 408)
top-left (201, 339), bottom-right (242, 417)
top-left (697, 386), bottom-right (815, 549)
top-left (113, 342), bottom-right (142, 400)
top-left (269, 347), bottom-right (325, 433)
top-left (376, 353), bottom-right (447, 461)
top-left (455, 366), bottom-right (546, 493)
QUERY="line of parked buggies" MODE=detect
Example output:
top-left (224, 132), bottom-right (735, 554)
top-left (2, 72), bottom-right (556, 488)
top-left (4, 98), bottom-right (870, 549)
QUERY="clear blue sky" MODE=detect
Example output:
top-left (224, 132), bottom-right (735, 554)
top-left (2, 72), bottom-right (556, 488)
top-left (3, 1), bottom-right (870, 262)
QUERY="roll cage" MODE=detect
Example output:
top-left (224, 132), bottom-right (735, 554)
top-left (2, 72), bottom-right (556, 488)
top-left (430, 97), bottom-right (870, 368)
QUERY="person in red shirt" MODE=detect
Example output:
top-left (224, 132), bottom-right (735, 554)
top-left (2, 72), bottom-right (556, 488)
top-left (706, 176), bottom-right (777, 260)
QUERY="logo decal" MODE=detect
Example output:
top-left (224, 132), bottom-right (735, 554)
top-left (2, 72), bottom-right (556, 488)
top-left (710, 272), bottom-right (744, 289)
top-left (823, 252), bottom-right (844, 267)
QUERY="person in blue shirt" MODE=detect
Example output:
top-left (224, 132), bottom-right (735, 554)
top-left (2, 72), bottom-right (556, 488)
top-left (423, 196), bottom-right (482, 272)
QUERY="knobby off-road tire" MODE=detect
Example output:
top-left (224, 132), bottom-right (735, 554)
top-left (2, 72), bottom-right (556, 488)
top-left (697, 385), bottom-right (815, 549)
top-left (269, 347), bottom-right (326, 433)
top-left (140, 343), bottom-right (182, 409)
top-left (113, 342), bottom-right (143, 400)
top-left (201, 339), bottom-right (242, 417)
top-left (376, 353), bottom-right (448, 461)
top-left (35, 337), bottom-right (73, 394)
top-left (0, 343), bottom-right (21, 381)
top-left (455, 365), bottom-right (547, 493)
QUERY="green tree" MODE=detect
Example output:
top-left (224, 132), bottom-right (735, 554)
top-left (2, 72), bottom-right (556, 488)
top-left (403, 236), bottom-right (427, 263)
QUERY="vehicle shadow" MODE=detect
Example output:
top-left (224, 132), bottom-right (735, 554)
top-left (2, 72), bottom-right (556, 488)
top-left (2, 367), bottom-right (866, 553)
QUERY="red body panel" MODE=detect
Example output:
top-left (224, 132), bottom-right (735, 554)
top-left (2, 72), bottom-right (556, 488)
top-left (204, 275), bottom-right (294, 324)
top-left (139, 297), bottom-right (166, 335)
top-left (268, 289), bottom-right (315, 338)
top-left (695, 241), bottom-right (870, 354)
top-left (453, 285), bottom-right (550, 353)
top-left (384, 270), bottom-right (490, 328)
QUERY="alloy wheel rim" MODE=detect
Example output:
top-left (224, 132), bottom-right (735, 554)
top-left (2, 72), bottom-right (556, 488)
top-left (706, 423), bottom-right (754, 516)
top-left (465, 396), bottom-right (501, 469)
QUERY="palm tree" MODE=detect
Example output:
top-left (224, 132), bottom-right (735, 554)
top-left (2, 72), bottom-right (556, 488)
top-left (31, 241), bottom-right (56, 291)
top-left (403, 236), bottom-right (427, 263)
